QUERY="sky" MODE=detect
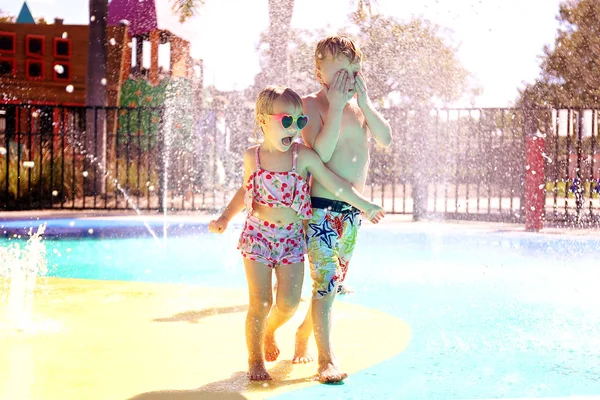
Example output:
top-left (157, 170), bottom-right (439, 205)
top-left (1, 0), bottom-right (565, 107)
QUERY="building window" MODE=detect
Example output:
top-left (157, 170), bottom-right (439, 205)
top-left (0, 57), bottom-right (15, 77)
top-left (0, 32), bottom-right (16, 54)
top-left (54, 38), bottom-right (71, 58)
top-left (26, 34), bottom-right (45, 57)
top-left (53, 62), bottom-right (70, 80)
top-left (26, 59), bottom-right (44, 79)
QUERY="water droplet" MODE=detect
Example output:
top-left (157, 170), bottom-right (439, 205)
top-left (65, 85), bottom-right (74, 93)
top-left (23, 161), bottom-right (34, 168)
top-left (82, 171), bottom-right (88, 177)
top-left (101, 78), bottom-right (107, 85)
top-left (88, 229), bottom-right (94, 234)
top-left (0, 147), bottom-right (6, 155)
top-left (127, 42), bottom-right (133, 48)
top-left (54, 64), bottom-right (64, 74)
top-left (90, 16), bottom-right (96, 22)
top-left (109, 38), bottom-right (116, 45)
top-left (148, 185), bottom-right (155, 191)
top-left (69, 221), bottom-right (75, 227)
top-left (52, 190), bottom-right (58, 196)
top-left (352, 156), bottom-right (357, 162)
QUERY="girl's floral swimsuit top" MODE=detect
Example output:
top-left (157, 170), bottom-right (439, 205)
top-left (244, 143), bottom-right (312, 220)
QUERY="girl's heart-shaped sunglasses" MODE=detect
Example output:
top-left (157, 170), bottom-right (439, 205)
top-left (267, 114), bottom-right (309, 130)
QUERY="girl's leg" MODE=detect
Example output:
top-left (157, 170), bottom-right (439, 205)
top-left (243, 258), bottom-right (273, 381)
top-left (264, 262), bottom-right (304, 362)
top-left (292, 303), bottom-right (314, 364)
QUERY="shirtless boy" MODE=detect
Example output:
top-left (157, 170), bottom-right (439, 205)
top-left (292, 35), bottom-right (393, 383)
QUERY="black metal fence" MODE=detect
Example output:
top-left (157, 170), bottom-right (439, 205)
top-left (1, 104), bottom-right (599, 226)
top-left (540, 108), bottom-right (600, 225)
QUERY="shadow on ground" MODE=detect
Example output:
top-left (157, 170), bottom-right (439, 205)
top-left (128, 360), bottom-right (317, 400)
top-left (153, 305), bottom-right (248, 324)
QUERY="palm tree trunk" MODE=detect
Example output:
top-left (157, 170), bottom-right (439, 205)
top-left (86, 0), bottom-right (108, 195)
top-left (267, 0), bottom-right (294, 85)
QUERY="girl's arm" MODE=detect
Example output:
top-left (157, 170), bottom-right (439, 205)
top-left (209, 148), bottom-right (254, 233)
top-left (301, 147), bottom-right (385, 223)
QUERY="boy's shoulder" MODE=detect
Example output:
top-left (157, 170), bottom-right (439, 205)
top-left (302, 91), bottom-right (323, 107)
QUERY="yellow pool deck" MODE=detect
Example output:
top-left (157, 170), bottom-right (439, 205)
top-left (0, 277), bottom-right (411, 400)
top-left (3, 212), bottom-right (600, 400)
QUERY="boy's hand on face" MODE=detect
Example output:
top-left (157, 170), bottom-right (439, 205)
top-left (326, 71), bottom-right (354, 111)
top-left (355, 72), bottom-right (370, 109)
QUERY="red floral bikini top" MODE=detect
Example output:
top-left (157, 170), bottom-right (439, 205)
top-left (244, 143), bottom-right (312, 220)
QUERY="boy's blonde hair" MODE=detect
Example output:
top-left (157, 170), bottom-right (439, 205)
top-left (315, 35), bottom-right (363, 68)
top-left (254, 85), bottom-right (303, 140)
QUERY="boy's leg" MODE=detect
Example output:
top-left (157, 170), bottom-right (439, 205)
top-left (264, 262), bottom-right (304, 362)
top-left (312, 286), bottom-right (348, 382)
top-left (294, 208), bottom-right (347, 381)
top-left (243, 258), bottom-right (274, 381)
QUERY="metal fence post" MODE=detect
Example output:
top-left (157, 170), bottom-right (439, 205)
top-left (411, 109), bottom-right (428, 220)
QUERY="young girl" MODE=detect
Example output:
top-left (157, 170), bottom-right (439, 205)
top-left (208, 85), bottom-right (384, 381)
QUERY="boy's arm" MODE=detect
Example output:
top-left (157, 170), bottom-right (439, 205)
top-left (355, 72), bottom-right (392, 148)
top-left (302, 147), bottom-right (384, 223)
top-left (302, 71), bottom-right (352, 162)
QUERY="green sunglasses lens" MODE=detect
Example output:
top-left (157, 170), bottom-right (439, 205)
top-left (281, 115), bottom-right (293, 129)
top-left (297, 116), bottom-right (308, 130)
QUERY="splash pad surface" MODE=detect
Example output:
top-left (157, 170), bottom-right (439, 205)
top-left (1, 215), bottom-right (600, 399)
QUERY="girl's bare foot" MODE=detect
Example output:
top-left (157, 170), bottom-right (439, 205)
top-left (248, 361), bottom-right (272, 381)
top-left (264, 333), bottom-right (280, 362)
top-left (292, 335), bottom-right (314, 364)
top-left (318, 361), bottom-right (347, 383)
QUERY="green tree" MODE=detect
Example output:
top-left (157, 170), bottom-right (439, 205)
top-left (356, 16), bottom-right (471, 106)
top-left (253, 15), bottom-right (472, 107)
top-left (519, 0), bottom-right (600, 107)
top-left (0, 9), bottom-right (14, 23)
top-left (169, 0), bottom-right (205, 23)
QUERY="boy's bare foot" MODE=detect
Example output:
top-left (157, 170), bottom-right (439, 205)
top-left (292, 335), bottom-right (314, 364)
top-left (248, 361), bottom-right (272, 381)
top-left (318, 361), bottom-right (347, 383)
top-left (264, 333), bottom-right (280, 362)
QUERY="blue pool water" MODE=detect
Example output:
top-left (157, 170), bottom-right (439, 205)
top-left (2, 218), bottom-right (600, 399)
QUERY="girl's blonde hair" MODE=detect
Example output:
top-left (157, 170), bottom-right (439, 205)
top-left (253, 85), bottom-right (303, 141)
